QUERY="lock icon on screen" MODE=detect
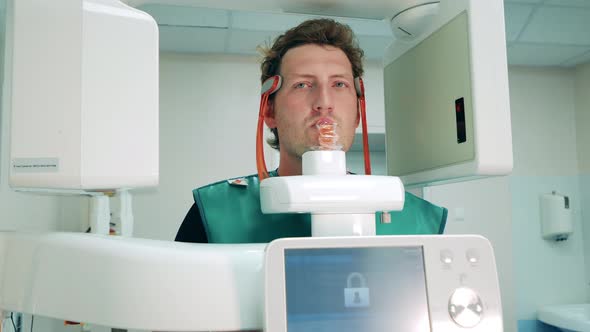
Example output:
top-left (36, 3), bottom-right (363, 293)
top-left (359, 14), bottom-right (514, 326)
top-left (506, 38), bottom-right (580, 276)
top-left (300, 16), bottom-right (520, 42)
top-left (344, 272), bottom-right (370, 308)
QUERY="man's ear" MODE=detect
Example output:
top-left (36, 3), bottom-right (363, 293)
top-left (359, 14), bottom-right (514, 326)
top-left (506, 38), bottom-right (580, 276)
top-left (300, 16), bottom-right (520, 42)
top-left (264, 100), bottom-right (277, 128)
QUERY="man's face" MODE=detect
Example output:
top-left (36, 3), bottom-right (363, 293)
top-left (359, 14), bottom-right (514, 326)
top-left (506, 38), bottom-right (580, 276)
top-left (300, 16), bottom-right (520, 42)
top-left (265, 44), bottom-right (360, 159)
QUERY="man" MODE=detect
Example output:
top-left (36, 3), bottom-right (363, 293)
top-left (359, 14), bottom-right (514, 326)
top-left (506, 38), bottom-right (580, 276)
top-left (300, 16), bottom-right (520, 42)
top-left (175, 19), bottom-right (447, 244)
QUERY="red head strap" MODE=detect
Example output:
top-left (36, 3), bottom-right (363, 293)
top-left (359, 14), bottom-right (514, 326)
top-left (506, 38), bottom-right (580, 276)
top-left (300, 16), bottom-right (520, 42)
top-left (256, 75), bottom-right (282, 181)
top-left (355, 77), bottom-right (372, 175)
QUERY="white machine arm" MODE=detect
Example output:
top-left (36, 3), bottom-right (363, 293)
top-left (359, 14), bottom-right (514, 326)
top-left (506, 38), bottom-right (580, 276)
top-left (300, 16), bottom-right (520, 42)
top-left (0, 232), bottom-right (266, 331)
top-left (260, 175), bottom-right (404, 214)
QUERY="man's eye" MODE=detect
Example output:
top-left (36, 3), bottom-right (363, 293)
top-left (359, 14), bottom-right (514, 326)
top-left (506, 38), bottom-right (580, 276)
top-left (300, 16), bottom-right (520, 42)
top-left (335, 82), bottom-right (348, 88)
top-left (294, 82), bottom-right (309, 89)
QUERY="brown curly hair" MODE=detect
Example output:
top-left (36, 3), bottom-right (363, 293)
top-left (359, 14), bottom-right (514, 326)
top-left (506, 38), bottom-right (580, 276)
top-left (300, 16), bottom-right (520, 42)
top-left (259, 18), bottom-right (365, 150)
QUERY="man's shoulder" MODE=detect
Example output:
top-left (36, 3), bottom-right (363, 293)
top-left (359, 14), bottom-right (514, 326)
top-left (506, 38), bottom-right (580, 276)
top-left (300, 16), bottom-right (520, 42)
top-left (195, 173), bottom-right (259, 191)
top-left (402, 191), bottom-right (446, 211)
top-left (192, 173), bottom-right (263, 214)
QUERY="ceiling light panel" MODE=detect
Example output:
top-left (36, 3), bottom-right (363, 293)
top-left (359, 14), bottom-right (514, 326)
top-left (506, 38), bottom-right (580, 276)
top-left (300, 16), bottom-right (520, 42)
top-left (561, 49), bottom-right (590, 66)
top-left (139, 4), bottom-right (229, 28)
top-left (508, 43), bottom-right (590, 66)
top-left (226, 29), bottom-right (281, 54)
top-left (504, 4), bottom-right (534, 42)
top-left (357, 35), bottom-right (395, 60)
top-left (159, 26), bottom-right (228, 53)
top-left (230, 11), bottom-right (310, 31)
top-left (336, 17), bottom-right (392, 37)
top-left (545, 0), bottom-right (590, 7)
top-left (519, 6), bottom-right (590, 45)
top-left (504, 0), bottom-right (544, 4)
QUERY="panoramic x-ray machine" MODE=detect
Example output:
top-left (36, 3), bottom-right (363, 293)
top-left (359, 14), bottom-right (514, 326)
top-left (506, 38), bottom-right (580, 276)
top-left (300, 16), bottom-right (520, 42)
top-left (0, 0), bottom-right (512, 331)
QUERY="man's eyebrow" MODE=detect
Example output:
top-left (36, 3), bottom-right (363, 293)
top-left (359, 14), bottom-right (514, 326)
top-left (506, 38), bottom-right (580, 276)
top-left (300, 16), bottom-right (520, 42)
top-left (329, 74), bottom-right (354, 80)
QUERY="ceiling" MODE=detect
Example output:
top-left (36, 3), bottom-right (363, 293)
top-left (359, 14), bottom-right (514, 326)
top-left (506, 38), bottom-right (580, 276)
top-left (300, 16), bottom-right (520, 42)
top-left (139, 0), bottom-right (590, 67)
top-left (505, 0), bottom-right (590, 67)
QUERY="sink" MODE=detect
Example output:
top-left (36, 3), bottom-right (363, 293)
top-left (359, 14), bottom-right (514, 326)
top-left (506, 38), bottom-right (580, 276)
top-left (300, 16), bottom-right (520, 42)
top-left (538, 304), bottom-right (590, 332)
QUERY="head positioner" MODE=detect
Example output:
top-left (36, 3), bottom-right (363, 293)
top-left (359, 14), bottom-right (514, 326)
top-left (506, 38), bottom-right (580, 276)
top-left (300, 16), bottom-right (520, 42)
top-left (256, 75), bottom-right (371, 181)
top-left (256, 75), bottom-right (282, 180)
top-left (354, 76), bottom-right (372, 176)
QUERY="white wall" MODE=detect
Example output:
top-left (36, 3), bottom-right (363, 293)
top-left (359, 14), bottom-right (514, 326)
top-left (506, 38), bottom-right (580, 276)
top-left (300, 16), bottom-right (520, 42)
top-left (575, 62), bottom-right (590, 296)
top-left (132, 53), bottom-right (386, 240)
top-left (132, 53), bottom-right (260, 240)
top-left (510, 68), bottom-right (580, 177)
top-left (576, 63), bottom-right (590, 174)
top-left (509, 67), bottom-right (588, 321)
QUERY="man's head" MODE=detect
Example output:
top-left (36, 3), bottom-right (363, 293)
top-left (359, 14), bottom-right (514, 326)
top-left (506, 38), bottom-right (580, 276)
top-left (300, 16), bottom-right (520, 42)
top-left (259, 19), bottom-right (365, 174)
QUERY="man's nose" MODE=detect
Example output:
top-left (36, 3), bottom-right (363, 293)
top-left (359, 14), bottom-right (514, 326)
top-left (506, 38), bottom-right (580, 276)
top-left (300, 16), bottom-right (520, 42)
top-left (312, 85), bottom-right (334, 113)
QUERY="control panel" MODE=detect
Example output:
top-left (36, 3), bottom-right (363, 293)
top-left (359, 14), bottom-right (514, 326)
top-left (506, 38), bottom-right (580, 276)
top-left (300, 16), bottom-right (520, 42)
top-left (265, 235), bottom-right (502, 332)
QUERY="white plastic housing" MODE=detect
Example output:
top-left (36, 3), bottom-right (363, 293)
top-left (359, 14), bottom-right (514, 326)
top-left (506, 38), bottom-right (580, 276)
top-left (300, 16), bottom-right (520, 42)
top-left (289, 151), bottom-right (397, 237)
top-left (7, 0), bottom-right (159, 191)
top-left (265, 235), bottom-right (503, 332)
top-left (312, 214), bottom-right (376, 237)
top-left (0, 232), bottom-right (266, 331)
top-left (0, 232), bottom-right (503, 332)
top-left (390, 2), bottom-right (441, 41)
top-left (384, 0), bottom-right (513, 187)
top-left (539, 192), bottom-right (573, 241)
top-left (260, 175), bottom-right (405, 214)
top-left (302, 150), bottom-right (347, 175)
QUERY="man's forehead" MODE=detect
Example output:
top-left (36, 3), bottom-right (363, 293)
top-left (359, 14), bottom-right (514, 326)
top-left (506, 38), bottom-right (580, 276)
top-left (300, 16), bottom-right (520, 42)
top-left (280, 44), bottom-right (354, 77)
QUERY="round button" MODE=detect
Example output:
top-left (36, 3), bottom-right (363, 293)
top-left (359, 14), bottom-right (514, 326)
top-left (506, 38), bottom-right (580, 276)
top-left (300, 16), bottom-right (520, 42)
top-left (448, 287), bottom-right (484, 328)
top-left (440, 249), bottom-right (454, 265)
top-left (466, 249), bottom-right (480, 265)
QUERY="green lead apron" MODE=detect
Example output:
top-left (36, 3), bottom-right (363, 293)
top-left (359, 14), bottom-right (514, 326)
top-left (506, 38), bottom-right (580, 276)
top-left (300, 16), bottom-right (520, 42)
top-left (194, 171), bottom-right (447, 243)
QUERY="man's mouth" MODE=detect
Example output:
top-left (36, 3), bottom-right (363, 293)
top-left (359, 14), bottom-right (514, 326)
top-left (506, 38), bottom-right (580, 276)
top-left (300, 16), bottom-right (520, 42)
top-left (311, 117), bottom-right (335, 127)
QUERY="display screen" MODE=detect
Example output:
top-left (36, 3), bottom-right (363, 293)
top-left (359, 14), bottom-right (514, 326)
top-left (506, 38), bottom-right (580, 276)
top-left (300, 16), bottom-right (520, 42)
top-left (455, 97), bottom-right (467, 144)
top-left (284, 246), bottom-right (430, 332)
